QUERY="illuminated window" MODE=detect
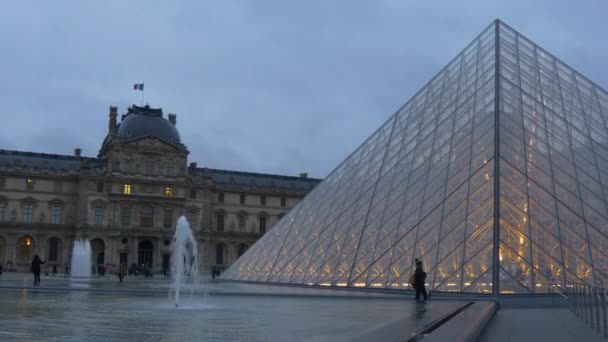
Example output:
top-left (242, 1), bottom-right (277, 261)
top-left (23, 203), bottom-right (33, 223)
top-left (165, 186), bottom-right (173, 197)
top-left (123, 184), bottom-right (132, 195)
top-left (26, 178), bottom-right (34, 190)
top-left (18, 236), bottom-right (33, 260)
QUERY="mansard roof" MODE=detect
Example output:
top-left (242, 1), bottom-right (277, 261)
top-left (192, 167), bottom-right (321, 193)
top-left (0, 149), bottom-right (102, 173)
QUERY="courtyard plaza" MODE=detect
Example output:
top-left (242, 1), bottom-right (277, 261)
top-left (0, 272), bottom-right (604, 341)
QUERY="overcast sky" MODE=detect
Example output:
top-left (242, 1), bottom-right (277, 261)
top-left (1, 1), bottom-right (607, 178)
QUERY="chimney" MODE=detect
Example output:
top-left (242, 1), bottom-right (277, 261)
top-left (109, 106), bottom-right (118, 135)
top-left (299, 172), bottom-right (308, 178)
top-left (168, 113), bottom-right (177, 126)
top-left (74, 148), bottom-right (82, 157)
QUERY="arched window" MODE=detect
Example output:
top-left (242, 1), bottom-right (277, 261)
top-left (17, 236), bottom-right (34, 261)
top-left (48, 237), bottom-right (61, 262)
top-left (90, 238), bottom-right (105, 265)
top-left (238, 212), bottom-right (247, 232)
top-left (215, 243), bottom-right (226, 265)
top-left (259, 216), bottom-right (267, 234)
top-left (187, 208), bottom-right (198, 228)
top-left (23, 203), bottom-right (33, 223)
top-left (140, 205), bottom-right (154, 227)
top-left (216, 212), bottom-right (225, 232)
top-left (138, 240), bottom-right (154, 267)
top-left (0, 235), bottom-right (5, 265)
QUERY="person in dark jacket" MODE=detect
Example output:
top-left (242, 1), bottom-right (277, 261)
top-left (31, 255), bottom-right (45, 286)
top-left (414, 259), bottom-right (428, 301)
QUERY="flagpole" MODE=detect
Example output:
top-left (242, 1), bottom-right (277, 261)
top-left (141, 81), bottom-right (144, 106)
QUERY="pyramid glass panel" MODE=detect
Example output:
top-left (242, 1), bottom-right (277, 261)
top-left (222, 20), bottom-right (608, 294)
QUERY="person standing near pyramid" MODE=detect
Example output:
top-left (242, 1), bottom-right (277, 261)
top-left (414, 259), bottom-right (428, 301)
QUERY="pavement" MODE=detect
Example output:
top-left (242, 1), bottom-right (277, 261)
top-left (480, 308), bottom-right (605, 342)
top-left (0, 272), bottom-right (464, 342)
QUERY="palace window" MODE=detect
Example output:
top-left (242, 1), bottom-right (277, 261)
top-left (120, 206), bottom-right (131, 226)
top-left (145, 160), bottom-right (155, 175)
top-left (94, 206), bottom-right (104, 225)
top-left (23, 203), bottom-right (33, 223)
top-left (165, 186), bottom-right (173, 197)
top-left (280, 197), bottom-right (286, 207)
top-left (124, 159), bottom-right (134, 173)
top-left (215, 243), bottom-right (225, 265)
top-left (140, 205), bottom-right (154, 227)
top-left (163, 208), bottom-right (173, 228)
top-left (123, 184), bottom-right (132, 195)
top-left (239, 193), bottom-right (245, 204)
top-left (26, 178), bottom-right (34, 191)
top-left (217, 213), bottom-right (224, 232)
top-left (187, 209), bottom-right (197, 228)
top-left (0, 205), bottom-right (4, 221)
top-left (0, 177), bottom-right (5, 189)
top-left (259, 216), bottom-right (267, 234)
top-left (50, 206), bottom-right (61, 224)
top-left (260, 195), bottom-right (266, 206)
top-left (238, 212), bottom-right (246, 232)
top-left (190, 189), bottom-right (197, 199)
top-left (48, 237), bottom-right (60, 262)
top-left (218, 192), bottom-right (224, 203)
top-left (96, 182), bottom-right (104, 193)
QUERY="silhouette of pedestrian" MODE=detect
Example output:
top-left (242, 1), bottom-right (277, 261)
top-left (414, 259), bottom-right (428, 301)
top-left (118, 263), bottom-right (127, 282)
top-left (31, 255), bottom-right (45, 286)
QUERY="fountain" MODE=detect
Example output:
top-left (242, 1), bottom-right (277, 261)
top-left (70, 240), bottom-right (91, 279)
top-left (170, 216), bottom-right (201, 307)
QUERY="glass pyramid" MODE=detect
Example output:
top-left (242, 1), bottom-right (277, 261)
top-left (222, 20), bottom-right (608, 294)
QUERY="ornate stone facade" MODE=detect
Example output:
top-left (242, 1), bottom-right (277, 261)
top-left (0, 105), bottom-right (320, 274)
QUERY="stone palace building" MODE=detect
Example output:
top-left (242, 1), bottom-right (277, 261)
top-left (0, 104), bottom-right (321, 274)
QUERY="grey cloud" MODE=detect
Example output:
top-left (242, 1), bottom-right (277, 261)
top-left (1, 1), bottom-right (607, 178)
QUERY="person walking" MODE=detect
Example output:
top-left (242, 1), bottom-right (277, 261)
top-left (31, 255), bottom-right (45, 286)
top-left (118, 263), bottom-right (127, 282)
top-left (414, 259), bottom-right (428, 301)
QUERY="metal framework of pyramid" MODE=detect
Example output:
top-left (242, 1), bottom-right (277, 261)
top-left (222, 20), bottom-right (608, 294)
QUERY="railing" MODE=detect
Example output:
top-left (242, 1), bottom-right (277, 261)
top-left (563, 281), bottom-right (608, 339)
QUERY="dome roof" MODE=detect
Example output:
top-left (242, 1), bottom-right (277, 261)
top-left (115, 105), bottom-right (181, 145)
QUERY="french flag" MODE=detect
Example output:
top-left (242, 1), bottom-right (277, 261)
top-left (133, 83), bottom-right (144, 91)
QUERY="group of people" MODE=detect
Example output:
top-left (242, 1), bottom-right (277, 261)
top-left (27, 254), bottom-right (429, 301)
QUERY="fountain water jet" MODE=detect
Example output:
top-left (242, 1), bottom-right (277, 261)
top-left (70, 240), bottom-right (91, 279)
top-left (170, 216), bottom-right (200, 307)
